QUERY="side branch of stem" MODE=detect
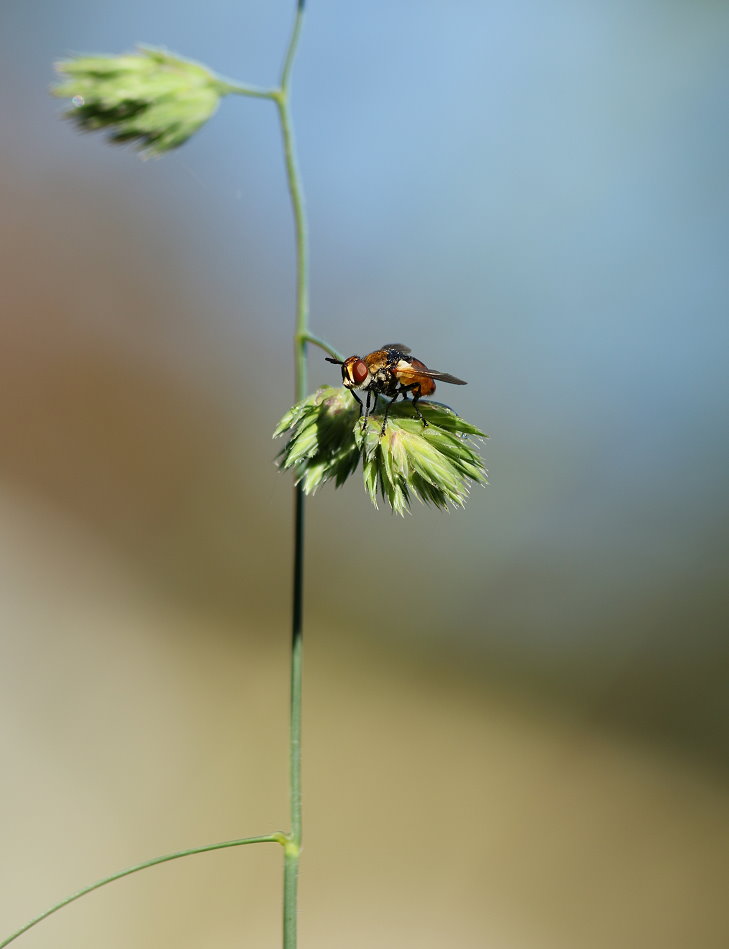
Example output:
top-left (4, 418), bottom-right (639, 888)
top-left (219, 80), bottom-right (278, 100)
top-left (0, 835), bottom-right (283, 949)
top-left (301, 332), bottom-right (343, 362)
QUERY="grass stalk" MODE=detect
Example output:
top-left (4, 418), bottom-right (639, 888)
top-left (3, 4), bottom-right (314, 947)
top-left (273, 4), bottom-right (309, 946)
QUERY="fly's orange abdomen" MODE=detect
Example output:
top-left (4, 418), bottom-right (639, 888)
top-left (396, 359), bottom-right (437, 396)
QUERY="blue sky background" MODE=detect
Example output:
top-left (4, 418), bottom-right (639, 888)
top-left (1, 0), bottom-right (728, 750)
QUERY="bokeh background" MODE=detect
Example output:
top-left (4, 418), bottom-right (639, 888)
top-left (1, 1), bottom-right (728, 946)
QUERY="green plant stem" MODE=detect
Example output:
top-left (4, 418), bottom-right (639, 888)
top-left (302, 332), bottom-right (342, 362)
top-left (274, 4), bottom-right (308, 948)
top-left (0, 835), bottom-right (283, 948)
top-left (217, 79), bottom-right (277, 100)
top-left (283, 484), bottom-right (304, 944)
top-left (274, 97), bottom-right (308, 402)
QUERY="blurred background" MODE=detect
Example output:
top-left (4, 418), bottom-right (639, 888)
top-left (1, 1), bottom-right (728, 946)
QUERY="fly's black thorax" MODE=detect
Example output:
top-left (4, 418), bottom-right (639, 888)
top-left (364, 347), bottom-right (404, 397)
top-left (370, 366), bottom-right (400, 397)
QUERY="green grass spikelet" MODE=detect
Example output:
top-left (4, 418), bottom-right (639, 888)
top-left (274, 385), bottom-right (487, 514)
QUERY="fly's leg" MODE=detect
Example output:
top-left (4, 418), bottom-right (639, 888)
top-left (379, 383), bottom-right (430, 437)
top-left (410, 385), bottom-right (428, 428)
top-left (349, 389), bottom-right (364, 418)
top-left (360, 388), bottom-right (377, 434)
top-left (347, 388), bottom-right (371, 435)
top-left (398, 383), bottom-right (428, 428)
top-left (379, 392), bottom-right (401, 437)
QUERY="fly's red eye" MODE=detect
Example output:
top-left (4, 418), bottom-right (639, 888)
top-left (351, 359), bottom-right (368, 385)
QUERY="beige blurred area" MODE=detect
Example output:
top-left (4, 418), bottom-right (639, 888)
top-left (1, 163), bottom-right (728, 949)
